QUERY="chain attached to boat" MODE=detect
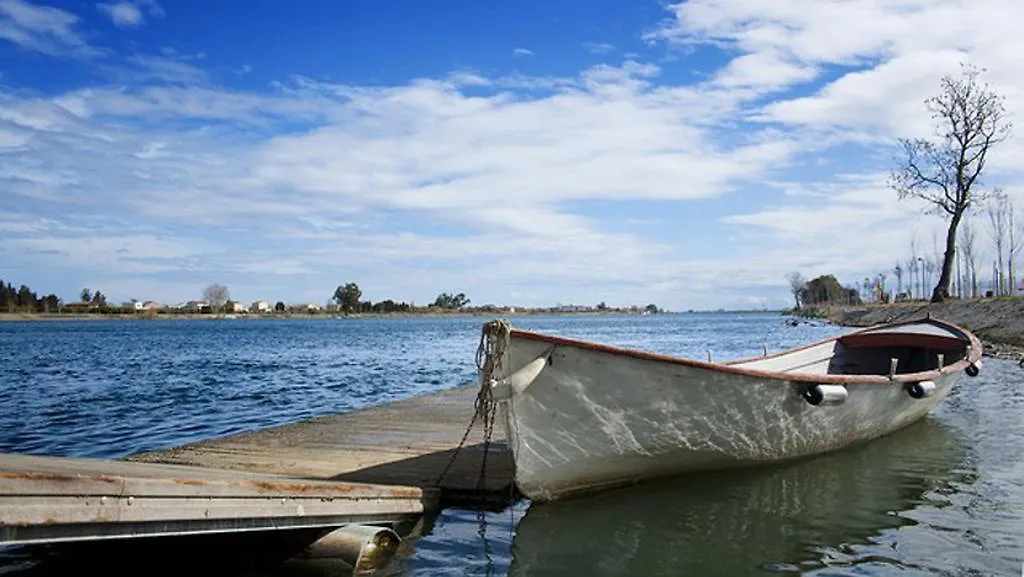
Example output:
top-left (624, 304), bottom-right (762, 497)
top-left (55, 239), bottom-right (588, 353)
top-left (434, 319), bottom-right (512, 492)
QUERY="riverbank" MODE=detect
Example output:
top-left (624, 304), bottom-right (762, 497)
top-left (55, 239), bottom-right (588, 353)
top-left (798, 297), bottom-right (1024, 359)
top-left (0, 309), bottom-right (668, 322)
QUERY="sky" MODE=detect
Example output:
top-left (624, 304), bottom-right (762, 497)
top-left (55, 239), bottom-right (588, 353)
top-left (2, 0), bottom-right (1023, 311)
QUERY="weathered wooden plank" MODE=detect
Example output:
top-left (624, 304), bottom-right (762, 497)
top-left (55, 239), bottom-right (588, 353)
top-left (0, 454), bottom-right (428, 499)
top-left (128, 385), bottom-right (515, 498)
top-left (1, 494), bottom-right (426, 528)
top-left (0, 453), bottom-right (437, 546)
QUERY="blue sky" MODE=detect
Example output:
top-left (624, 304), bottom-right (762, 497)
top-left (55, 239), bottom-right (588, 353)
top-left (1, 0), bottom-right (1022, 310)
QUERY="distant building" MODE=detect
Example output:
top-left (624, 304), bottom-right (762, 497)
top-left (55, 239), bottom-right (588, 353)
top-left (142, 301), bottom-right (161, 310)
top-left (250, 300), bottom-right (270, 313)
top-left (227, 301), bottom-right (247, 313)
top-left (123, 300), bottom-right (145, 311)
top-left (184, 300), bottom-right (209, 313)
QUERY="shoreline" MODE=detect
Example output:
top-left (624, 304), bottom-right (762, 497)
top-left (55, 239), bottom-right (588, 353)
top-left (0, 309), bottom-right (779, 323)
top-left (0, 310), bottom-right (667, 322)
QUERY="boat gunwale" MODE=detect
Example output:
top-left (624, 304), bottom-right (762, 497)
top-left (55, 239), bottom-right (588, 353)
top-left (506, 316), bottom-right (983, 385)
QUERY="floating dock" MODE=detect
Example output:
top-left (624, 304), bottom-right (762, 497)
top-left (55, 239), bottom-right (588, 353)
top-left (0, 384), bottom-right (513, 549)
top-left (0, 453), bottom-right (435, 546)
top-left (128, 384), bottom-right (515, 503)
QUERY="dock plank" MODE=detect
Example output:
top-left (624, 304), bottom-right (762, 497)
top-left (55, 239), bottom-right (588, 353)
top-left (0, 453), bottom-right (436, 546)
top-left (127, 385), bottom-right (515, 500)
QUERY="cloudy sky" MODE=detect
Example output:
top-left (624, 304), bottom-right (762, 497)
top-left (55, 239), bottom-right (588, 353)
top-left (1, 0), bottom-right (1022, 310)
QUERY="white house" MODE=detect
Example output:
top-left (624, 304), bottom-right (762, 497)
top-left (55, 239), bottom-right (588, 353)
top-left (250, 300), bottom-right (270, 313)
top-left (227, 301), bottom-right (247, 313)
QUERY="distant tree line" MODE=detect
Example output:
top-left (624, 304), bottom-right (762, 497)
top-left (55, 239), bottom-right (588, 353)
top-left (1, 277), bottom-right (662, 317)
top-left (1, 280), bottom-right (62, 313)
top-left (329, 282), bottom-right (662, 315)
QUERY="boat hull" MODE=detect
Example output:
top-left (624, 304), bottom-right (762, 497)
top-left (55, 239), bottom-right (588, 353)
top-left (498, 336), bottom-right (961, 502)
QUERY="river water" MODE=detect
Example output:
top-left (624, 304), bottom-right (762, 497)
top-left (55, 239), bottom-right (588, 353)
top-left (0, 314), bottom-right (1021, 576)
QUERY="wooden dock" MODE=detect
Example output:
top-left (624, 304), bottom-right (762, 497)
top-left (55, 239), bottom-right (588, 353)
top-left (0, 384), bottom-right (514, 549)
top-left (127, 384), bottom-right (515, 503)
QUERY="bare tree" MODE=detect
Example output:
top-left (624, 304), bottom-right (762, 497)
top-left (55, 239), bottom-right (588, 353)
top-left (906, 257), bottom-right (919, 300)
top-left (1009, 200), bottom-right (1023, 295)
top-left (954, 248), bottom-right (962, 297)
top-left (987, 189), bottom-right (1009, 295)
top-left (202, 284), bottom-right (230, 312)
top-left (894, 262), bottom-right (904, 295)
top-left (908, 235), bottom-right (920, 300)
top-left (958, 215), bottom-right (979, 297)
top-left (923, 258), bottom-right (936, 295)
top-left (785, 271), bottom-right (806, 310)
top-left (889, 63), bottom-right (1012, 302)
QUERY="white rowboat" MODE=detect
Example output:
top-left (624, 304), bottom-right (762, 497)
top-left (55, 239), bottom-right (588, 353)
top-left (476, 317), bottom-right (983, 502)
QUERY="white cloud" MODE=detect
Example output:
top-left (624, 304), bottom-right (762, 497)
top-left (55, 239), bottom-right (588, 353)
top-left (123, 53), bottom-right (207, 83)
top-left (97, 2), bottom-right (141, 27)
top-left (583, 42), bottom-right (615, 54)
top-left (512, 47), bottom-right (534, 57)
top-left (647, 0), bottom-right (964, 63)
top-left (712, 49), bottom-right (818, 91)
top-left (759, 50), bottom-right (967, 136)
top-left (58, 85), bottom-right (333, 124)
top-left (646, 0), bottom-right (1024, 107)
top-left (0, 0), bottom-right (99, 56)
top-left (243, 66), bottom-right (795, 217)
top-left (0, 127), bottom-right (27, 148)
top-left (97, 0), bottom-right (163, 28)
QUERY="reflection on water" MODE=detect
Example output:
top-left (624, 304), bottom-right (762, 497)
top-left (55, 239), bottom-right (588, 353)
top-left (508, 418), bottom-right (969, 576)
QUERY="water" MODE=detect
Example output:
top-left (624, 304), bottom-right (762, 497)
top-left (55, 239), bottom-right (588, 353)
top-left (0, 314), bottom-right (1021, 576)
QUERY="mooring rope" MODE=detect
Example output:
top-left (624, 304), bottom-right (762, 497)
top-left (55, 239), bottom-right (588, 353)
top-left (434, 319), bottom-right (512, 490)
top-left (473, 319), bottom-right (510, 492)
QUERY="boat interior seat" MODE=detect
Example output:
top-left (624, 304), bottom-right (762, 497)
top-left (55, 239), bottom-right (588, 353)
top-left (729, 342), bottom-right (838, 375)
